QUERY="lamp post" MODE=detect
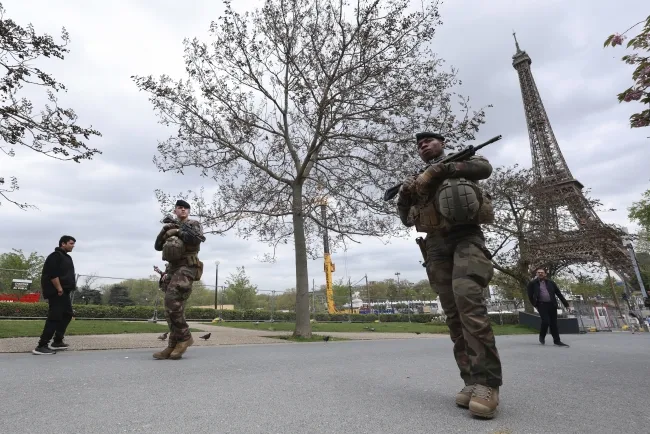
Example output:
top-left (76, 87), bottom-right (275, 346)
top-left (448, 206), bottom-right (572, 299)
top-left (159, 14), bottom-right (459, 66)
top-left (394, 272), bottom-right (400, 314)
top-left (214, 261), bottom-right (220, 310)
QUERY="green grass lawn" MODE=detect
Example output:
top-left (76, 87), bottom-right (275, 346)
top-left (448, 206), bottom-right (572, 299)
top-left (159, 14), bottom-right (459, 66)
top-left (209, 321), bottom-right (535, 335)
top-left (0, 320), bottom-right (201, 339)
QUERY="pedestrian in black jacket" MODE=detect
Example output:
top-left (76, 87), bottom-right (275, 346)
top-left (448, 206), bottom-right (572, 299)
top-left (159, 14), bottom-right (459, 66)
top-left (526, 268), bottom-right (570, 347)
top-left (33, 236), bottom-right (77, 355)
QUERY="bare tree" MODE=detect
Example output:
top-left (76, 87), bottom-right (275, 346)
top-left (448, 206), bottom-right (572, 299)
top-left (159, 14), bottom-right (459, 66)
top-left (0, 2), bottom-right (102, 210)
top-left (132, 0), bottom-right (489, 337)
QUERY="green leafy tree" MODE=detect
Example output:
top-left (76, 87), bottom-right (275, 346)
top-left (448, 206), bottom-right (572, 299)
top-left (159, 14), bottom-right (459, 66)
top-left (72, 274), bottom-right (102, 305)
top-left (255, 293), bottom-right (271, 310)
top-left (490, 271), bottom-right (526, 309)
top-left (629, 188), bottom-right (650, 231)
top-left (75, 288), bottom-right (102, 305)
top-left (604, 15), bottom-right (650, 128)
top-left (133, 0), bottom-right (488, 337)
top-left (117, 278), bottom-right (160, 306)
top-left (223, 266), bottom-right (258, 310)
top-left (273, 288), bottom-right (297, 311)
top-left (0, 2), bottom-right (102, 210)
top-left (186, 281), bottom-right (216, 307)
top-left (106, 285), bottom-right (135, 307)
top-left (0, 249), bottom-right (45, 293)
top-left (568, 275), bottom-right (609, 299)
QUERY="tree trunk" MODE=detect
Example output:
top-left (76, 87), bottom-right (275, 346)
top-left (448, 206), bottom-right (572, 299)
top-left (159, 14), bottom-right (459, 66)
top-left (516, 261), bottom-right (534, 313)
top-left (291, 184), bottom-right (312, 338)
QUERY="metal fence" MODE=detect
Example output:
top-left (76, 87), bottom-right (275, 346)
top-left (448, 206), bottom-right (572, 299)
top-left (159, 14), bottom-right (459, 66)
top-left (569, 300), bottom-right (650, 332)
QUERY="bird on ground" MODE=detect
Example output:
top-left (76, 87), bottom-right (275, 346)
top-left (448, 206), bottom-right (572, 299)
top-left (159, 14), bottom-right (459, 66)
top-left (323, 336), bottom-right (331, 342)
top-left (199, 333), bottom-right (211, 340)
top-left (157, 332), bottom-right (168, 340)
top-left (415, 332), bottom-right (421, 335)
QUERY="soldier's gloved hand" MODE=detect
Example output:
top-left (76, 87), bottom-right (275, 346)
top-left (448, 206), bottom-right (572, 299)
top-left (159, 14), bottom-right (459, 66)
top-left (165, 228), bottom-right (180, 238)
top-left (163, 223), bottom-right (178, 231)
top-left (415, 164), bottom-right (451, 196)
top-left (424, 163), bottom-right (448, 179)
top-left (397, 176), bottom-right (416, 203)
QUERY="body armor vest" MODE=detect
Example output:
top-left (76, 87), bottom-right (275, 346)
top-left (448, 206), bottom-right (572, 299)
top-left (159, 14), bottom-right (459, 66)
top-left (162, 235), bottom-right (186, 263)
top-left (411, 178), bottom-right (494, 233)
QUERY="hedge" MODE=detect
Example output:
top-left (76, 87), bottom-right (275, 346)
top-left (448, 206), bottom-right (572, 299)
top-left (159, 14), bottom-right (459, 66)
top-left (0, 302), bottom-right (519, 325)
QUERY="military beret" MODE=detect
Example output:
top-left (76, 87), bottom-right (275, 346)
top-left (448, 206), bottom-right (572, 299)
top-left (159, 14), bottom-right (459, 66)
top-left (415, 132), bottom-right (445, 143)
top-left (175, 199), bottom-right (191, 209)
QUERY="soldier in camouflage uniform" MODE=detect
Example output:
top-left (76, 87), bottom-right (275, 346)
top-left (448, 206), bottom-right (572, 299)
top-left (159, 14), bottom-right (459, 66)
top-left (397, 132), bottom-right (502, 419)
top-left (153, 199), bottom-right (205, 360)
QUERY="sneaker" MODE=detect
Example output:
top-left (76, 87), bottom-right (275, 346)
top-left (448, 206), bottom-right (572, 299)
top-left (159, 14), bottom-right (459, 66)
top-left (32, 346), bottom-right (56, 355)
top-left (50, 341), bottom-right (69, 350)
top-left (554, 341), bottom-right (570, 347)
top-left (539, 337), bottom-right (545, 345)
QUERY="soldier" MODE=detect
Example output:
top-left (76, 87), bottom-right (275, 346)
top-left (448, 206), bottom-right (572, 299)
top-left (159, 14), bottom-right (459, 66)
top-left (153, 199), bottom-right (205, 360)
top-left (396, 132), bottom-right (502, 419)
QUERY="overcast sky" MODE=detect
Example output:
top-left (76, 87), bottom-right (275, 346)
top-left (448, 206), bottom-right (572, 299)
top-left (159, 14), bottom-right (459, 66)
top-left (1, 0), bottom-right (647, 293)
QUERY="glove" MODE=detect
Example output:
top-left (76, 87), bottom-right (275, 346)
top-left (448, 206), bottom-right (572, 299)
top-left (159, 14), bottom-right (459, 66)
top-left (397, 176), bottom-right (416, 204)
top-left (163, 223), bottom-right (178, 231)
top-left (164, 228), bottom-right (180, 239)
top-left (415, 163), bottom-right (449, 196)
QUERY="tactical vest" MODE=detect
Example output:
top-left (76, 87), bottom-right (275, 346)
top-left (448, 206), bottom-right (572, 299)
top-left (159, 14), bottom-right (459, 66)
top-left (410, 178), bottom-right (494, 233)
top-left (161, 220), bottom-right (202, 267)
top-left (162, 235), bottom-right (185, 263)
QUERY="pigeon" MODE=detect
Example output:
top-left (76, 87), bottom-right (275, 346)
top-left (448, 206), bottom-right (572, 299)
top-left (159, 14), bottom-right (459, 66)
top-left (199, 333), bottom-right (211, 340)
top-left (415, 332), bottom-right (421, 335)
top-left (157, 332), bottom-right (168, 340)
top-left (323, 336), bottom-right (331, 342)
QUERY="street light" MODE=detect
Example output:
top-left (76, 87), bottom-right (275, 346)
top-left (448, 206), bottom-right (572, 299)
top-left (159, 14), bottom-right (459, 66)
top-left (394, 272), bottom-right (400, 314)
top-left (214, 261), bottom-right (220, 310)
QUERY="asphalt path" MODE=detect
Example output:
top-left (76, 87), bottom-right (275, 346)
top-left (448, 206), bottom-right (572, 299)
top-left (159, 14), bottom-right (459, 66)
top-left (1, 333), bottom-right (649, 433)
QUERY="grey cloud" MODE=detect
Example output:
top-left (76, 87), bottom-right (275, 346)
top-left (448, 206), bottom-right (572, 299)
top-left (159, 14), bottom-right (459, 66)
top-left (1, 0), bottom-right (647, 292)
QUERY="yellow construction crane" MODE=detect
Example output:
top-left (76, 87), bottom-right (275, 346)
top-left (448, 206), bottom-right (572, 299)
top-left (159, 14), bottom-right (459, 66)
top-left (319, 194), bottom-right (338, 314)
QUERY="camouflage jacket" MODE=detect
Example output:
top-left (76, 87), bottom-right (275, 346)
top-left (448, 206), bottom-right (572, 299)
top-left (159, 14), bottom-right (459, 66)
top-left (154, 218), bottom-right (205, 253)
top-left (397, 154), bottom-right (493, 227)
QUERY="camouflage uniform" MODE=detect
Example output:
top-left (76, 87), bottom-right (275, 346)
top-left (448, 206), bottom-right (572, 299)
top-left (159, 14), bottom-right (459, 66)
top-left (154, 215), bottom-right (204, 359)
top-left (397, 135), bottom-right (502, 418)
top-left (160, 265), bottom-right (200, 346)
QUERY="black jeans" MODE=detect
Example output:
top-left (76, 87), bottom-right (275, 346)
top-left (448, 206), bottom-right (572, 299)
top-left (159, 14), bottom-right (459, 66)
top-left (38, 293), bottom-right (74, 347)
top-left (538, 302), bottom-right (560, 343)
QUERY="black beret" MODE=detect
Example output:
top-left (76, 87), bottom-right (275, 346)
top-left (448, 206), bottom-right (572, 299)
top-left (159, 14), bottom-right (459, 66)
top-left (175, 199), bottom-right (191, 209)
top-left (415, 132), bottom-right (445, 143)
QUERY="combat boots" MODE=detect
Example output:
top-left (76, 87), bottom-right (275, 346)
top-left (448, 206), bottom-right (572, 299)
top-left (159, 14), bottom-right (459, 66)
top-left (169, 336), bottom-right (194, 360)
top-left (469, 384), bottom-right (499, 419)
top-left (153, 346), bottom-right (175, 360)
top-left (455, 384), bottom-right (475, 408)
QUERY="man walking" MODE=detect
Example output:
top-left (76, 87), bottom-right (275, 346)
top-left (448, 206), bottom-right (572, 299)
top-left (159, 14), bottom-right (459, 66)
top-left (153, 199), bottom-right (205, 360)
top-left (396, 132), bottom-right (502, 419)
top-left (527, 268), bottom-right (570, 347)
top-left (33, 236), bottom-right (77, 355)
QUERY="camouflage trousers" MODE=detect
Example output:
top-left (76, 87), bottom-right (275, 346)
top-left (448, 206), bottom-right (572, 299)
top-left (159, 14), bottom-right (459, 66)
top-left (425, 230), bottom-right (503, 388)
top-left (161, 265), bottom-right (198, 347)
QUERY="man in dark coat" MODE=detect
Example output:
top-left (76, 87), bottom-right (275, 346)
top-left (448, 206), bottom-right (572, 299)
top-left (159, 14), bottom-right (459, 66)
top-left (527, 268), bottom-right (570, 347)
top-left (33, 235), bottom-right (77, 355)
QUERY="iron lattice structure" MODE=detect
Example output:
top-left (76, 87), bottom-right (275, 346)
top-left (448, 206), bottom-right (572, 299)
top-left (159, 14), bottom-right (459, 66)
top-left (511, 34), bottom-right (643, 292)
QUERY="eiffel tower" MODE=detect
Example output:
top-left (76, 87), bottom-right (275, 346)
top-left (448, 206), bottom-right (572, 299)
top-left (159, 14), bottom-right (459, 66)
top-left (511, 33), bottom-right (647, 299)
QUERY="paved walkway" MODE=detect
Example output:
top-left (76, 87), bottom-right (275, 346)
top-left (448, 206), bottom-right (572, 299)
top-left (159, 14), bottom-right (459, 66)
top-left (2, 334), bottom-right (649, 433)
top-left (0, 322), bottom-right (441, 353)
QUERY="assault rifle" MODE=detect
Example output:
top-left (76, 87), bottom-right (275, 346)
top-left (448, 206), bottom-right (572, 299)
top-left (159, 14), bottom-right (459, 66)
top-left (161, 215), bottom-right (207, 242)
top-left (383, 135), bottom-right (503, 202)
